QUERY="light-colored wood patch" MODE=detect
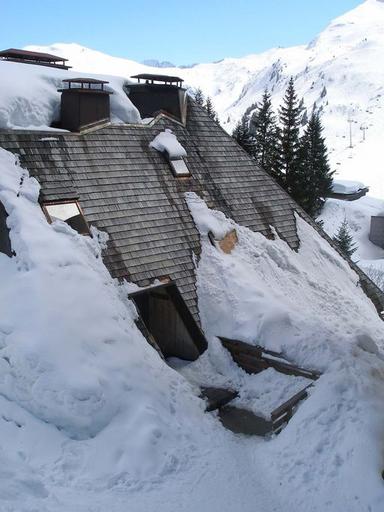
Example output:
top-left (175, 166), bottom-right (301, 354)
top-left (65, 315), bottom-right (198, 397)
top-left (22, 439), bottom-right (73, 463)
top-left (219, 229), bottom-right (238, 254)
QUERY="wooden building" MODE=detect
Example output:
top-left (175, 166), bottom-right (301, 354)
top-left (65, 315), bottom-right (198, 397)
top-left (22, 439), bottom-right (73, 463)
top-left (0, 74), bottom-right (383, 360)
top-left (59, 78), bottom-right (112, 132)
top-left (0, 48), bottom-right (70, 69)
top-left (369, 215), bottom-right (384, 249)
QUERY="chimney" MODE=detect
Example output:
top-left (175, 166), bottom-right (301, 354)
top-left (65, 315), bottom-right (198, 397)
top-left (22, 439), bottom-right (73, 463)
top-left (127, 74), bottom-right (187, 124)
top-left (58, 78), bottom-right (112, 132)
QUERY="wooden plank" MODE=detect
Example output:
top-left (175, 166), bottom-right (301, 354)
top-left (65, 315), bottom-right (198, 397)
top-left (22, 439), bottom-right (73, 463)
top-left (200, 387), bottom-right (238, 412)
top-left (219, 336), bottom-right (283, 359)
top-left (219, 337), bottom-right (263, 358)
top-left (232, 353), bottom-right (269, 374)
top-left (220, 337), bottom-right (320, 380)
top-left (262, 356), bottom-right (320, 380)
top-left (218, 406), bottom-right (273, 436)
top-left (271, 386), bottom-right (311, 422)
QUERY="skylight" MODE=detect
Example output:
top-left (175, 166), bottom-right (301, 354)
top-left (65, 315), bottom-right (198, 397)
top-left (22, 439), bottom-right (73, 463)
top-left (169, 158), bottom-right (190, 177)
top-left (42, 200), bottom-right (90, 235)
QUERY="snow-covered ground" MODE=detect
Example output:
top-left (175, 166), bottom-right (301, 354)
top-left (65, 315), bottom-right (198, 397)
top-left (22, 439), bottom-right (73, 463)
top-left (186, 192), bottom-right (384, 511)
top-left (25, 0), bottom-right (384, 198)
top-left (0, 149), bottom-right (384, 511)
top-left (0, 147), bottom-right (284, 511)
top-left (319, 196), bottom-right (384, 289)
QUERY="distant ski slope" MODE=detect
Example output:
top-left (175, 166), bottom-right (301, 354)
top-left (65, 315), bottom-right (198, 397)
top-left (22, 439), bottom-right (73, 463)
top-left (26, 0), bottom-right (384, 197)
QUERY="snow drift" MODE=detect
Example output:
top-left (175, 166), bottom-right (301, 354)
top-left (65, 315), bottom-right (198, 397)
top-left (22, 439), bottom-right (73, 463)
top-left (0, 147), bottom-right (216, 508)
top-left (319, 195), bottom-right (384, 290)
top-left (0, 147), bottom-right (384, 510)
top-left (149, 129), bottom-right (187, 158)
top-left (0, 147), bottom-right (299, 512)
top-left (0, 60), bottom-right (140, 129)
top-left (186, 192), bottom-right (384, 511)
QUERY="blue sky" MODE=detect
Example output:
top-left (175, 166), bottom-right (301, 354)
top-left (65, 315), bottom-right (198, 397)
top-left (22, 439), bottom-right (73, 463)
top-left (2, 0), bottom-right (362, 65)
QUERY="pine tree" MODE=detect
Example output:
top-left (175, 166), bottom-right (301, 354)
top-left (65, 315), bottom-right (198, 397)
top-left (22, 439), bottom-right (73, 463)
top-left (279, 77), bottom-right (301, 191)
top-left (300, 109), bottom-right (308, 126)
top-left (250, 89), bottom-right (282, 182)
top-left (205, 96), bottom-right (219, 123)
top-left (333, 218), bottom-right (357, 258)
top-left (232, 113), bottom-right (255, 157)
top-left (293, 111), bottom-right (334, 216)
top-left (194, 88), bottom-right (204, 106)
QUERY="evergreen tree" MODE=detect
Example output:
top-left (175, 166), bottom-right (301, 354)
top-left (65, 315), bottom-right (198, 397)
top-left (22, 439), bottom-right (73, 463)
top-left (232, 112), bottom-right (255, 157)
top-left (293, 111), bottom-right (334, 216)
top-left (250, 89), bottom-right (282, 182)
top-left (194, 88), bottom-right (204, 106)
top-left (279, 77), bottom-right (301, 191)
top-left (205, 96), bottom-right (219, 123)
top-left (333, 218), bottom-right (357, 258)
top-left (300, 109), bottom-right (308, 126)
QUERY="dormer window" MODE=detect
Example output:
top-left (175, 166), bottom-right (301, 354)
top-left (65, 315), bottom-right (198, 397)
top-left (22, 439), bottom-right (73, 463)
top-left (150, 128), bottom-right (190, 177)
top-left (42, 200), bottom-right (90, 235)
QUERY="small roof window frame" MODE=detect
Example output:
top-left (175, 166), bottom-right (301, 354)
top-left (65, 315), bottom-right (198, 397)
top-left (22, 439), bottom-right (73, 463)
top-left (169, 157), bottom-right (191, 178)
top-left (163, 150), bottom-right (191, 178)
top-left (41, 199), bottom-right (91, 236)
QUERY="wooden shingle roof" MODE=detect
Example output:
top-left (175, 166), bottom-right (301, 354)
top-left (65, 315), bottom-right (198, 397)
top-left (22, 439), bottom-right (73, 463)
top-left (1, 99), bottom-right (383, 321)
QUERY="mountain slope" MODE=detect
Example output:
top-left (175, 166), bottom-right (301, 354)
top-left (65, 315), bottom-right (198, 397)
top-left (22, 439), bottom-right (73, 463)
top-left (25, 0), bottom-right (384, 197)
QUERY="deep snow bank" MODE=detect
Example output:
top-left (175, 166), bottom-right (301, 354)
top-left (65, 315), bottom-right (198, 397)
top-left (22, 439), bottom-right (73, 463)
top-left (186, 192), bottom-right (383, 362)
top-left (1, 147), bottom-right (384, 511)
top-left (187, 192), bottom-right (384, 512)
top-left (0, 60), bottom-right (140, 129)
top-left (0, 148), bottom-right (294, 512)
top-left (0, 148), bottom-right (212, 500)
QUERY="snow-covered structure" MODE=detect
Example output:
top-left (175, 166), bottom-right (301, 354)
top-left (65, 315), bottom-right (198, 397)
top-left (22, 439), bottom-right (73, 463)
top-left (370, 214), bottom-right (384, 249)
top-left (1, 50), bottom-right (384, 512)
top-left (0, 64), bottom-right (383, 343)
top-left (329, 179), bottom-right (369, 201)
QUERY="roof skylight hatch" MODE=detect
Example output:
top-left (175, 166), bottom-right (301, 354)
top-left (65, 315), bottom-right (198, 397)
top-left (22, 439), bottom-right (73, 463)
top-left (169, 157), bottom-right (190, 177)
top-left (42, 200), bottom-right (90, 235)
top-left (149, 129), bottom-right (191, 177)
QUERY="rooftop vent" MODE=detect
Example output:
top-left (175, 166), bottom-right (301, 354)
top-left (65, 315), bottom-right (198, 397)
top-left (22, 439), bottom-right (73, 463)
top-left (42, 200), bottom-right (90, 235)
top-left (58, 78), bottom-right (112, 132)
top-left (0, 48), bottom-right (70, 69)
top-left (127, 73), bottom-right (187, 124)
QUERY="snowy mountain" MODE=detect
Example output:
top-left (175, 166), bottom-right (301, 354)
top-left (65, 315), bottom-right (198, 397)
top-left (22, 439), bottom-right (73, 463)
top-left (141, 59), bottom-right (176, 68)
top-left (25, 0), bottom-right (384, 198)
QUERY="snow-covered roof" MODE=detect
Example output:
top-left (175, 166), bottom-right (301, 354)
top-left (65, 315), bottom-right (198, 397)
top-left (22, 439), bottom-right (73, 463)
top-left (0, 60), bottom-right (140, 130)
top-left (332, 179), bottom-right (367, 195)
top-left (0, 89), bottom-right (384, 511)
